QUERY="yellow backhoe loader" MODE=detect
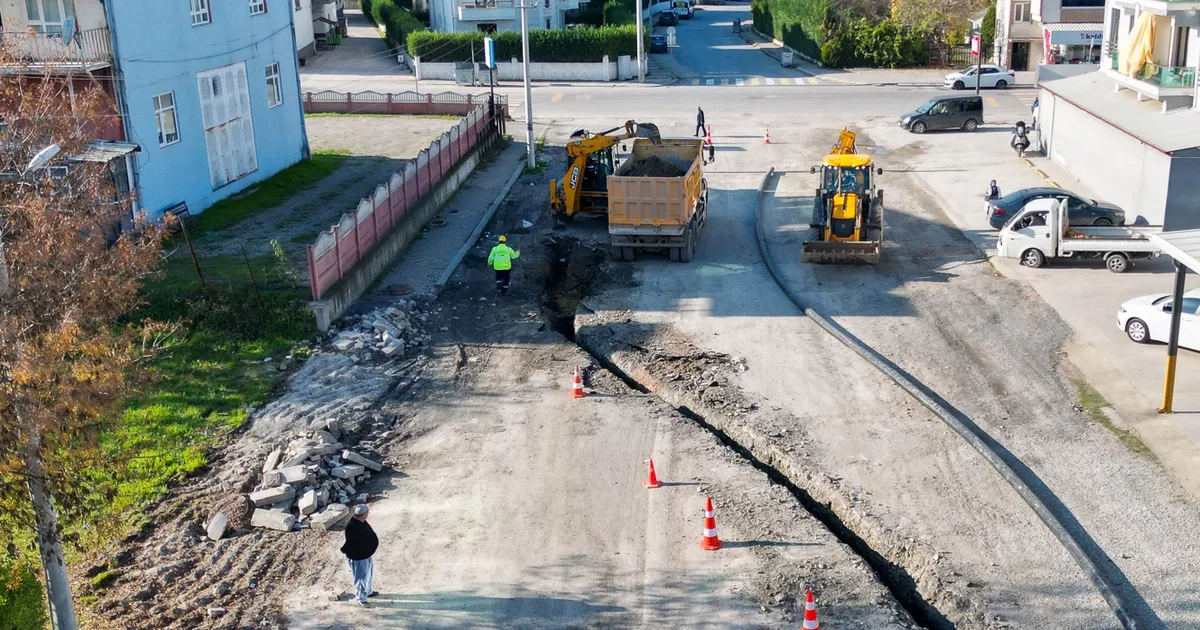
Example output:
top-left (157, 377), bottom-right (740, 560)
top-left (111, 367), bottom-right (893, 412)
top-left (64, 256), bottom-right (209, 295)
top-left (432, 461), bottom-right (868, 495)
top-left (549, 120), bottom-right (661, 220)
top-left (802, 128), bottom-right (885, 265)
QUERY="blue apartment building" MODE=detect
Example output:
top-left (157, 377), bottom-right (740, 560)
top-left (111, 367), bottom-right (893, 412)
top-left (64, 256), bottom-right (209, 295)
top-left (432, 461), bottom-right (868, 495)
top-left (0, 0), bottom-right (309, 218)
top-left (107, 0), bottom-right (309, 217)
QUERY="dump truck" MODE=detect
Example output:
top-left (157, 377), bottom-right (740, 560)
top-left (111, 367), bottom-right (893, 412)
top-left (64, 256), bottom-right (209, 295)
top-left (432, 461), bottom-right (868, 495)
top-left (607, 137), bottom-right (708, 262)
top-left (996, 197), bottom-right (1160, 273)
top-left (802, 129), bottom-right (884, 265)
top-left (549, 121), bottom-right (662, 220)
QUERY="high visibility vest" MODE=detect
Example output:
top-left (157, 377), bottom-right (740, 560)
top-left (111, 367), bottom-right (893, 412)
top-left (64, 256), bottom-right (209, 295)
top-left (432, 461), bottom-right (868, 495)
top-left (488, 244), bottom-right (518, 271)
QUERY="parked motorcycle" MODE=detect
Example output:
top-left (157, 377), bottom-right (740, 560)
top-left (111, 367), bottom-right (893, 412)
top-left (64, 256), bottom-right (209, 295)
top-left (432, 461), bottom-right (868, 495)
top-left (1011, 121), bottom-right (1031, 157)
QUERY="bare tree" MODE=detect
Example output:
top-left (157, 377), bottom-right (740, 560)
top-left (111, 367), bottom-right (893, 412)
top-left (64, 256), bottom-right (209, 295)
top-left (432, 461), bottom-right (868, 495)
top-left (0, 52), bottom-right (164, 629)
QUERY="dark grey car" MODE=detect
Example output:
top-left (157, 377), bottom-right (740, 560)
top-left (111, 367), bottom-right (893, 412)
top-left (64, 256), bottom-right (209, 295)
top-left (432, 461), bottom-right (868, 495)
top-left (899, 95), bottom-right (983, 133)
top-left (987, 187), bottom-right (1127, 229)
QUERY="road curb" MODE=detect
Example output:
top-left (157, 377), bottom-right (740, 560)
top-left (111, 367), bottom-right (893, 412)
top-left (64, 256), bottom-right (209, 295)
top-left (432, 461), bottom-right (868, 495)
top-left (753, 169), bottom-right (1143, 630)
top-left (433, 154), bottom-right (525, 293)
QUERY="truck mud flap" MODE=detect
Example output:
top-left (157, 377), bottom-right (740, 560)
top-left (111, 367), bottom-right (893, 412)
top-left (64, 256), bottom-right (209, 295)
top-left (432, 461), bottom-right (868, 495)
top-left (800, 241), bottom-right (880, 265)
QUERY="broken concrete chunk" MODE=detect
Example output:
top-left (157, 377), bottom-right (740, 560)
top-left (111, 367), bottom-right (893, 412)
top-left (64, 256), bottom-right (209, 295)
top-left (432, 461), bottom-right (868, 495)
top-left (381, 341), bottom-right (405, 358)
top-left (330, 464), bottom-right (365, 479)
top-left (261, 449), bottom-right (282, 474)
top-left (277, 465), bottom-right (309, 485)
top-left (299, 489), bottom-right (318, 516)
top-left (332, 336), bottom-right (356, 352)
top-left (314, 430), bottom-right (337, 445)
top-left (280, 450), bottom-right (314, 468)
top-left (314, 442), bottom-right (343, 456)
top-left (341, 450), bottom-right (383, 472)
top-left (310, 504), bottom-right (351, 531)
top-left (262, 470), bottom-right (284, 487)
top-left (250, 508), bottom-right (296, 532)
top-left (206, 514), bottom-right (229, 542)
top-left (249, 485), bottom-right (295, 507)
top-left (356, 493), bottom-right (368, 503)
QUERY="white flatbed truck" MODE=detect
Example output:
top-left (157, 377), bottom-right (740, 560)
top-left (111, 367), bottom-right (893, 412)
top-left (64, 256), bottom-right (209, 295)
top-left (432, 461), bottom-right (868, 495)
top-left (996, 197), bottom-right (1161, 273)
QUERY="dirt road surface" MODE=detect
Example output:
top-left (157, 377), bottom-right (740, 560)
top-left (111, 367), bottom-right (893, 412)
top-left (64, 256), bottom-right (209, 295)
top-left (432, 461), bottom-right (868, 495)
top-left (574, 123), bottom-right (1200, 628)
top-left (282, 159), bottom-right (915, 629)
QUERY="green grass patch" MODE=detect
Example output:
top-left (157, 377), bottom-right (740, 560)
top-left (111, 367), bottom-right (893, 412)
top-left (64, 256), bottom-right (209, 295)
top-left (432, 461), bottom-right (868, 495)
top-left (97, 252), bottom-right (314, 535)
top-left (523, 160), bottom-right (549, 175)
top-left (191, 150), bottom-right (350, 235)
top-left (1072, 379), bottom-right (1155, 460)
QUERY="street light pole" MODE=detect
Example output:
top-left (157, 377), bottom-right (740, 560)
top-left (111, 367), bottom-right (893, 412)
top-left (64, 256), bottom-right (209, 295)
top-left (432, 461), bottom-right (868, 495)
top-left (974, 30), bottom-right (982, 96)
top-left (635, 0), bottom-right (644, 83)
top-left (519, 2), bottom-right (535, 168)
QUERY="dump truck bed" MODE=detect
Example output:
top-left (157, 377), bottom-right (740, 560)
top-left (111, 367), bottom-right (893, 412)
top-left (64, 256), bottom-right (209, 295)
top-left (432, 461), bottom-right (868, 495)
top-left (607, 138), bottom-right (704, 237)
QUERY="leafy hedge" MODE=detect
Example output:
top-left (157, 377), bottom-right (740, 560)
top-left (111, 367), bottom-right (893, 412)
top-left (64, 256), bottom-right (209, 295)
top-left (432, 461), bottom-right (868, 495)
top-left (407, 26), bottom-right (642, 63)
top-left (751, 0), bottom-right (930, 67)
top-left (361, 0), bottom-right (427, 50)
top-left (603, 0), bottom-right (636, 26)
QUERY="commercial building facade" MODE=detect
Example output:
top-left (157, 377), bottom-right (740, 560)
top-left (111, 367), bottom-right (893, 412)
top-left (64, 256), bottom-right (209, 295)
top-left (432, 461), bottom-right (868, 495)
top-left (995, 0), bottom-right (1106, 70)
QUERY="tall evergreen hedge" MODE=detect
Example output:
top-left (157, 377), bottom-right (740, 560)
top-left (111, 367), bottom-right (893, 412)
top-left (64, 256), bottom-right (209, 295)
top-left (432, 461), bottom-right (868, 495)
top-left (407, 26), bottom-right (642, 63)
top-left (750, 0), bottom-right (930, 68)
top-left (361, 0), bottom-right (427, 50)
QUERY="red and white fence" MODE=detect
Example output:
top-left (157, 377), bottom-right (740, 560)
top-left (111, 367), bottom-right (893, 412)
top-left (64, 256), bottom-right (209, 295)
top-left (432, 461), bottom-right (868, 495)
top-left (306, 105), bottom-right (496, 300)
top-left (302, 90), bottom-right (510, 118)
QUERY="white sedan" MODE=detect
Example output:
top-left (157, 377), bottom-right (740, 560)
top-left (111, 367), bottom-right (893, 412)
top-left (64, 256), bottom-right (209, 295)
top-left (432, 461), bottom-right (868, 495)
top-left (1118, 289), bottom-right (1200, 350)
top-left (944, 65), bottom-right (1016, 90)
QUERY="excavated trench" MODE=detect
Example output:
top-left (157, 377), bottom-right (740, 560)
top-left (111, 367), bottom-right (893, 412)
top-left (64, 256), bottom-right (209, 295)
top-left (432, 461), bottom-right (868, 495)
top-left (538, 237), bottom-right (951, 630)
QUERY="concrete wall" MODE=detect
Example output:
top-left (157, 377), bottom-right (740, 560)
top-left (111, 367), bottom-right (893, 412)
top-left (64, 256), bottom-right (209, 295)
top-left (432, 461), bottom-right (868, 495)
top-left (0, 0), bottom-right (108, 30)
top-left (1166, 149), bottom-right (1200, 231)
top-left (1036, 63), bottom-right (1097, 84)
top-left (295, 0), bottom-right (316, 61)
top-left (309, 133), bottom-right (495, 331)
top-left (109, 0), bottom-right (308, 218)
top-left (1040, 88), bottom-right (1171, 225)
top-left (415, 56), bottom-right (635, 81)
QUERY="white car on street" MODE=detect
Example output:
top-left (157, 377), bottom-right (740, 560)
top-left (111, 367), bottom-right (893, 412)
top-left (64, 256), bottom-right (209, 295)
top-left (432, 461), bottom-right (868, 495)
top-left (1118, 289), bottom-right (1200, 350)
top-left (944, 65), bottom-right (1016, 90)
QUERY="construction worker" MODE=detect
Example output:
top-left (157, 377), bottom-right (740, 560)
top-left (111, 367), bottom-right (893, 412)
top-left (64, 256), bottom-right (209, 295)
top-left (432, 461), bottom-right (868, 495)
top-left (487, 235), bottom-right (520, 296)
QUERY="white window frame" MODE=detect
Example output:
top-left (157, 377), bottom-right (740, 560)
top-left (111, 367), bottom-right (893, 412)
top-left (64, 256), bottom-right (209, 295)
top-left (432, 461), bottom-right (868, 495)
top-left (1013, 2), bottom-right (1031, 23)
top-left (249, 0), bottom-right (267, 15)
top-left (153, 91), bottom-right (181, 147)
top-left (24, 0), bottom-right (72, 35)
top-left (191, 0), bottom-right (211, 25)
top-left (265, 62), bottom-right (283, 108)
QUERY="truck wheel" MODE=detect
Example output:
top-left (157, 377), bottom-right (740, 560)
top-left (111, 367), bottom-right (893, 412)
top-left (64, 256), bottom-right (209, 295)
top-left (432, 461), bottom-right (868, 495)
top-left (1020, 248), bottom-right (1045, 268)
top-left (669, 245), bottom-right (681, 262)
top-left (1126, 318), bottom-right (1150, 344)
top-left (1106, 252), bottom-right (1130, 273)
top-left (680, 232), bottom-right (694, 262)
top-left (621, 246), bottom-right (636, 262)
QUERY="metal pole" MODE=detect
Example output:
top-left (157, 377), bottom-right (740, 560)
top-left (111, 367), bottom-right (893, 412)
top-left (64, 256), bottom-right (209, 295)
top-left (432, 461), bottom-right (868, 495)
top-left (1158, 260), bottom-right (1188, 414)
top-left (635, 0), bottom-right (644, 83)
top-left (520, 3), bottom-right (535, 169)
top-left (974, 31), bottom-right (982, 96)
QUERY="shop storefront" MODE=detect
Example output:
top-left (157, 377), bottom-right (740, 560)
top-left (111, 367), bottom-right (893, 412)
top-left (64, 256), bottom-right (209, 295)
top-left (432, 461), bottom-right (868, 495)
top-left (1043, 23), bottom-right (1103, 64)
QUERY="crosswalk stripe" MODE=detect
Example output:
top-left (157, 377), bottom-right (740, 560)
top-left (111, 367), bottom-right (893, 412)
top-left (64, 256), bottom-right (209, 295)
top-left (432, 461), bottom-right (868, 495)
top-left (691, 78), bottom-right (700, 86)
top-left (706, 78), bottom-right (715, 86)
top-left (750, 78), bottom-right (760, 86)
top-left (765, 77), bottom-right (775, 85)
top-left (736, 78), bottom-right (745, 86)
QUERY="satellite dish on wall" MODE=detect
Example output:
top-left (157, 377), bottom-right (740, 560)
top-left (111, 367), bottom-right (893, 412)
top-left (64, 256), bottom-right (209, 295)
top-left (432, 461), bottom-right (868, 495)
top-left (62, 16), bottom-right (76, 46)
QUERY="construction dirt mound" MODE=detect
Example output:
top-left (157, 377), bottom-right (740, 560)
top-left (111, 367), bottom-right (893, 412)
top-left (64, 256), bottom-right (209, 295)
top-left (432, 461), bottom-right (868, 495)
top-left (623, 155), bottom-right (685, 177)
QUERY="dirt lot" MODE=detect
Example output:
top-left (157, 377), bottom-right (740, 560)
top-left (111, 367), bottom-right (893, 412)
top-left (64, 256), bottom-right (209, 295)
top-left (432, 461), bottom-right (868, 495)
top-left (84, 148), bottom-right (917, 629)
top-left (193, 115), bottom-right (453, 262)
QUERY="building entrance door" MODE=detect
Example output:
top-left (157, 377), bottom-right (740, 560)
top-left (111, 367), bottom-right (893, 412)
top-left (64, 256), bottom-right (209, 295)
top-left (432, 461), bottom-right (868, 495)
top-left (1012, 42), bottom-right (1030, 71)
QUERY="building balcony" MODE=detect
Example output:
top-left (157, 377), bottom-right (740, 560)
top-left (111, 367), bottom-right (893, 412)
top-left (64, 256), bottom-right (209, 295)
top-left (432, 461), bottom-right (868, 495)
top-left (458, 0), bottom-right (518, 21)
top-left (1111, 0), bottom-right (1200, 15)
top-left (1104, 54), bottom-right (1196, 110)
top-left (0, 27), bottom-right (112, 72)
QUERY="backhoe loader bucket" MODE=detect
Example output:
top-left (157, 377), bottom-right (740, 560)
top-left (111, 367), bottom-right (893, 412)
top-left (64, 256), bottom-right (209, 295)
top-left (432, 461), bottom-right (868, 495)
top-left (801, 240), bottom-right (880, 265)
top-left (635, 122), bottom-right (662, 145)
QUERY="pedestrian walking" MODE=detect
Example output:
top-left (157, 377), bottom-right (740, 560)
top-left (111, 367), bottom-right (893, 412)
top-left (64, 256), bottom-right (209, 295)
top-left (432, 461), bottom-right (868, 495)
top-left (487, 235), bottom-right (520, 296)
top-left (694, 106), bottom-right (705, 137)
top-left (984, 179), bottom-right (1001, 216)
top-left (340, 504), bottom-right (379, 607)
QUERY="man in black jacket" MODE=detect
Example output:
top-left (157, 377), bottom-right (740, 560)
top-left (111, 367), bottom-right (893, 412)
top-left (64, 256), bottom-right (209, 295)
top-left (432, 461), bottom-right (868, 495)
top-left (694, 106), bottom-right (705, 137)
top-left (341, 503), bottom-right (379, 606)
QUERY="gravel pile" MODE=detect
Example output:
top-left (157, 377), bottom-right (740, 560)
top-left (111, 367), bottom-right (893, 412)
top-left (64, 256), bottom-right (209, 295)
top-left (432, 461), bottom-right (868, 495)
top-left (622, 155), bottom-right (686, 177)
top-left (329, 299), bottom-right (430, 359)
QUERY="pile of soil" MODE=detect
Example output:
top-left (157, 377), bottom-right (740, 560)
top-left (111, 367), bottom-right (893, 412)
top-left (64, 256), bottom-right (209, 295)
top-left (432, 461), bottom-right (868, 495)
top-left (622, 155), bottom-right (685, 177)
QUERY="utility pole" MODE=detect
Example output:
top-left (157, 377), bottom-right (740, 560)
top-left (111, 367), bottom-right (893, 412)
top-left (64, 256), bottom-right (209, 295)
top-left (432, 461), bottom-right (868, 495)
top-left (635, 0), bottom-right (644, 82)
top-left (973, 30), bottom-right (982, 95)
top-left (520, 2), bottom-right (535, 168)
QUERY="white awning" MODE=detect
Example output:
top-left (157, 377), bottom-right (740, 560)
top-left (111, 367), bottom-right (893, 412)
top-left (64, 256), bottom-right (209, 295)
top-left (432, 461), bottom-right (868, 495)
top-left (68, 141), bottom-right (140, 164)
top-left (1043, 23), bottom-right (1103, 46)
top-left (1150, 230), bottom-right (1200, 274)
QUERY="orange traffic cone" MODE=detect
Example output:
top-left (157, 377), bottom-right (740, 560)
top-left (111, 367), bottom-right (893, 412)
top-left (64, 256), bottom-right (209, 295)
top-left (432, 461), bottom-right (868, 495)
top-left (764, 128), bottom-right (771, 144)
top-left (802, 589), bottom-right (820, 629)
top-left (569, 365), bottom-right (586, 399)
top-left (700, 497), bottom-right (721, 550)
top-left (643, 459), bottom-right (663, 489)
top-left (705, 124), bottom-right (713, 146)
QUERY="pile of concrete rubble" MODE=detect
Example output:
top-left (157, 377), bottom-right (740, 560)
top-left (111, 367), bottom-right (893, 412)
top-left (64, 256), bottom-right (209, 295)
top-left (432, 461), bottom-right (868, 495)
top-left (329, 299), bottom-right (431, 359)
top-left (207, 418), bottom-right (385, 539)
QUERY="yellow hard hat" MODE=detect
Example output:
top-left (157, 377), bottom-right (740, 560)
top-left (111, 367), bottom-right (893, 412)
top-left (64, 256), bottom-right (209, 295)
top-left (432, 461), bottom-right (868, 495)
top-left (499, 235), bottom-right (507, 243)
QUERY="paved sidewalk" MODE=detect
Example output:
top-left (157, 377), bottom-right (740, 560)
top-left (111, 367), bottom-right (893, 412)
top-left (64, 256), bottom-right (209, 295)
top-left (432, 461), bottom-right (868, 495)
top-left (301, 9), bottom-right (399, 79)
top-left (364, 142), bottom-right (526, 304)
